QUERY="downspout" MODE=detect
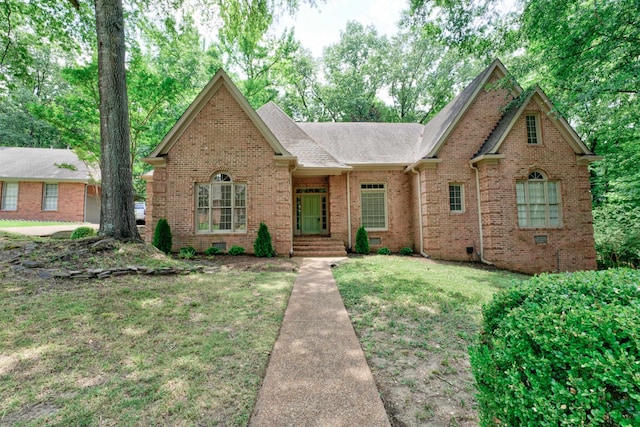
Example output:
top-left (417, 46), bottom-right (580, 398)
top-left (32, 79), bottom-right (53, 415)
top-left (289, 162), bottom-right (298, 256)
top-left (410, 168), bottom-right (429, 258)
top-left (470, 162), bottom-right (494, 265)
top-left (346, 171), bottom-right (352, 251)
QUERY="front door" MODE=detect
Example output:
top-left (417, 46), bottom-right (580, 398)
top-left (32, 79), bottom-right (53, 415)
top-left (301, 194), bottom-right (322, 234)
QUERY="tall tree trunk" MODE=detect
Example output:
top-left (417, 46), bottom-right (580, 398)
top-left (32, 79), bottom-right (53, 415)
top-left (94, 0), bottom-right (140, 241)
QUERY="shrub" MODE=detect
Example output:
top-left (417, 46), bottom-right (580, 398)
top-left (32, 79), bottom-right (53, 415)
top-left (355, 226), bottom-right (369, 254)
top-left (254, 222), bottom-right (275, 257)
top-left (152, 218), bottom-right (172, 255)
top-left (178, 246), bottom-right (196, 259)
top-left (377, 247), bottom-right (391, 255)
top-left (470, 269), bottom-right (640, 427)
top-left (204, 246), bottom-right (221, 256)
top-left (228, 245), bottom-right (245, 256)
top-left (70, 226), bottom-right (96, 240)
top-left (593, 204), bottom-right (640, 268)
top-left (399, 246), bottom-right (413, 256)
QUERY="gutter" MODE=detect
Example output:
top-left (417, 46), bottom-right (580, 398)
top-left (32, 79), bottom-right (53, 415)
top-left (410, 168), bottom-right (430, 259)
top-left (469, 162), bottom-right (494, 265)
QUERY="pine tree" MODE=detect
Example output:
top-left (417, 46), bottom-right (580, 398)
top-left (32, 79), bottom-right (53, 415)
top-left (355, 226), bottom-right (370, 254)
top-left (254, 222), bottom-right (275, 257)
top-left (153, 218), bottom-right (172, 255)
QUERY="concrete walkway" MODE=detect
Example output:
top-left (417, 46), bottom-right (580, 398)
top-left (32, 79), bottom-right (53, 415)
top-left (250, 258), bottom-right (390, 427)
top-left (0, 223), bottom-right (98, 237)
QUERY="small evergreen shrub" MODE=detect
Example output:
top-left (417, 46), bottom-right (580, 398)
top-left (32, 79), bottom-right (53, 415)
top-left (399, 246), bottom-right (413, 256)
top-left (70, 226), bottom-right (96, 240)
top-left (254, 222), bottom-right (275, 257)
top-left (152, 218), bottom-right (172, 255)
top-left (377, 247), bottom-right (391, 255)
top-left (470, 269), bottom-right (640, 427)
top-left (228, 245), bottom-right (245, 256)
top-left (178, 246), bottom-right (196, 259)
top-left (204, 246), bottom-right (221, 256)
top-left (355, 226), bottom-right (369, 254)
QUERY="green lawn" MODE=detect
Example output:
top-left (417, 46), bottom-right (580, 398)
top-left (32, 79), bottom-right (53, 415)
top-left (0, 256), bottom-right (295, 425)
top-left (0, 220), bottom-right (81, 227)
top-left (333, 256), bottom-right (528, 426)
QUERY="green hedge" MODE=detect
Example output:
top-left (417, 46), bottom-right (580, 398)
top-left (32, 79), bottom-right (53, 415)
top-left (70, 226), bottom-right (96, 240)
top-left (470, 269), bottom-right (640, 426)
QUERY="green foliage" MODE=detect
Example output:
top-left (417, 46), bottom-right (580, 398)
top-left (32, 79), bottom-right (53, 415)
top-left (204, 246), bottom-right (221, 256)
top-left (399, 247), bottom-right (414, 256)
top-left (377, 247), bottom-right (391, 255)
top-left (70, 226), bottom-right (96, 240)
top-left (253, 223), bottom-right (275, 257)
top-left (152, 218), bottom-right (172, 255)
top-left (228, 245), bottom-right (245, 256)
top-left (593, 204), bottom-right (640, 269)
top-left (355, 226), bottom-right (369, 254)
top-left (470, 269), bottom-right (640, 427)
top-left (178, 246), bottom-right (196, 259)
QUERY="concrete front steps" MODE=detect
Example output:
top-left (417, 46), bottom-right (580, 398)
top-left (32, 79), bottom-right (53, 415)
top-left (293, 236), bottom-right (347, 257)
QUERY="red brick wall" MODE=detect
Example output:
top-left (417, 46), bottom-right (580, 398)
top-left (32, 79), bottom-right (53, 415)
top-left (0, 181), bottom-right (86, 222)
top-left (148, 84), bottom-right (292, 255)
top-left (422, 72), bottom-right (512, 261)
top-left (479, 98), bottom-right (597, 274)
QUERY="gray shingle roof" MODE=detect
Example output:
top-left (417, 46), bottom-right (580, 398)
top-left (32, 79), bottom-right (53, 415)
top-left (475, 104), bottom-right (520, 157)
top-left (256, 103), bottom-right (348, 169)
top-left (298, 122), bottom-right (424, 165)
top-left (0, 147), bottom-right (99, 182)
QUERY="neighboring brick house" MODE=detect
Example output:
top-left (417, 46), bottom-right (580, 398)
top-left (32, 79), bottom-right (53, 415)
top-left (0, 147), bottom-right (101, 223)
top-left (142, 59), bottom-right (601, 274)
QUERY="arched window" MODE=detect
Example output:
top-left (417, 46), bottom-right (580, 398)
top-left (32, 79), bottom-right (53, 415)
top-left (516, 171), bottom-right (561, 227)
top-left (196, 173), bottom-right (246, 233)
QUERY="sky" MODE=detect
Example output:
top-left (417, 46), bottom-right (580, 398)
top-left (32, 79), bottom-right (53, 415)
top-left (275, 0), bottom-right (408, 58)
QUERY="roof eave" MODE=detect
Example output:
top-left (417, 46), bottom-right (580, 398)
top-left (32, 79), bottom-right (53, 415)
top-left (405, 158), bottom-right (443, 173)
top-left (577, 155), bottom-right (604, 165)
top-left (470, 154), bottom-right (506, 166)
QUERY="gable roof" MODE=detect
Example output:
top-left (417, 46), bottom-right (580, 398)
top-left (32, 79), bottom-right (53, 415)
top-left (298, 122), bottom-right (424, 165)
top-left (416, 59), bottom-right (519, 160)
top-left (475, 86), bottom-right (595, 158)
top-left (143, 68), bottom-right (292, 166)
top-left (256, 102), bottom-right (349, 171)
top-left (0, 147), bottom-right (99, 183)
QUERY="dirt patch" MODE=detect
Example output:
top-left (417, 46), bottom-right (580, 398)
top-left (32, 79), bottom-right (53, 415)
top-left (0, 402), bottom-right (60, 426)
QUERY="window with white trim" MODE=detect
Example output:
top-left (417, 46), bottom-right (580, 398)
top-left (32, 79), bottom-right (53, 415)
top-left (360, 183), bottom-right (387, 230)
top-left (42, 183), bottom-right (58, 211)
top-left (516, 171), bottom-right (561, 227)
top-left (196, 173), bottom-right (246, 233)
top-left (1, 182), bottom-right (18, 211)
top-left (449, 183), bottom-right (464, 212)
top-left (526, 114), bottom-right (541, 144)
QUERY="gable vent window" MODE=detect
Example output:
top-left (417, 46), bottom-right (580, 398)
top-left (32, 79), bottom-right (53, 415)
top-left (526, 114), bottom-right (541, 145)
top-left (360, 183), bottom-right (387, 231)
top-left (516, 171), bottom-right (561, 228)
top-left (1, 182), bottom-right (18, 211)
top-left (196, 173), bottom-right (247, 233)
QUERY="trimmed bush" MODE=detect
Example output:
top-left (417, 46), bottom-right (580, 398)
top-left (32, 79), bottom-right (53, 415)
top-left (178, 246), bottom-right (196, 259)
top-left (355, 226), bottom-right (369, 254)
top-left (377, 247), bottom-right (391, 255)
top-left (152, 218), bottom-right (172, 255)
top-left (254, 222), bottom-right (275, 257)
top-left (228, 245), bottom-right (245, 256)
top-left (70, 226), bottom-right (96, 240)
top-left (204, 246), bottom-right (221, 256)
top-left (470, 269), bottom-right (640, 427)
top-left (399, 246), bottom-right (413, 256)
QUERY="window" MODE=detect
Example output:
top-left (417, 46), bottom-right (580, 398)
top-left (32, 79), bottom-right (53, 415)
top-left (526, 114), bottom-right (541, 144)
top-left (449, 184), bottom-right (464, 212)
top-left (361, 183), bottom-right (387, 230)
top-left (196, 173), bottom-right (246, 233)
top-left (42, 183), bottom-right (58, 211)
top-left (516, 171), bottom-right (561, 227)
top-left (2, 182), bottom-right (18, 211)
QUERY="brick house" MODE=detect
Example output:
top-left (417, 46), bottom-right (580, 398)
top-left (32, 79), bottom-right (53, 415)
top-left (142, 59), bottom-right (600, 274)
top-left (0, 147), bottom-right (101, 223)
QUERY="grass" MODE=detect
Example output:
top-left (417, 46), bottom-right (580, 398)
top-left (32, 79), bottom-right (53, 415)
top-left (0, 220), bottom-right (82, 228)
top-left (0, 236), bottom-right (296, 426)
top-left (333, 255), bottom-right (528, 426)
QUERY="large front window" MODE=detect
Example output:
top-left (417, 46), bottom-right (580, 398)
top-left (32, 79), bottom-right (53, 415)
top-left (361, 183), bottom-right (387, 230)
top-left (196, 173), bottom-right (246, 233)
top-left (1, 182), bottom-right (18, 211)
top-left (516, 171), bottom-right (560, 227)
